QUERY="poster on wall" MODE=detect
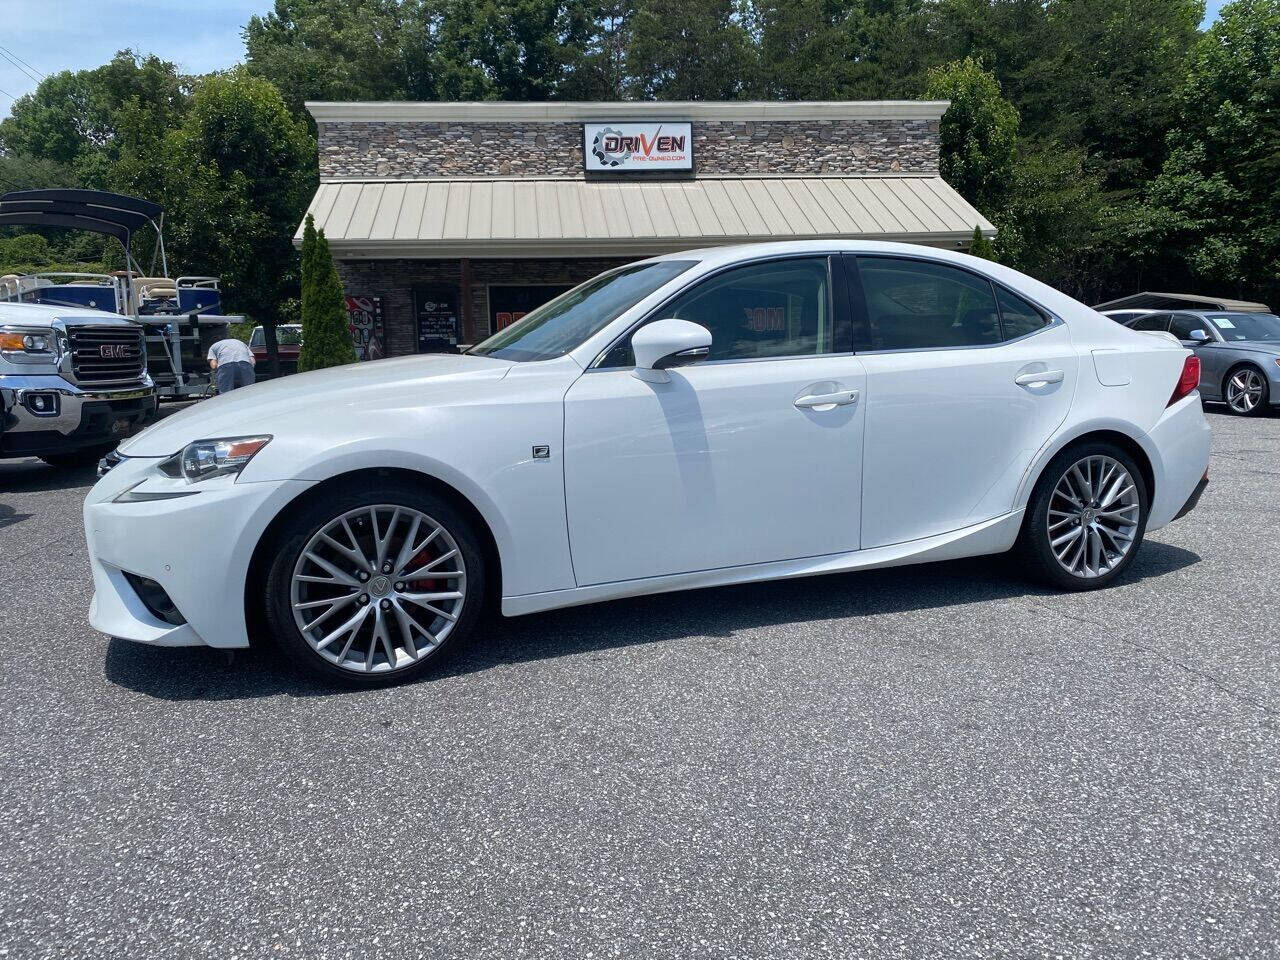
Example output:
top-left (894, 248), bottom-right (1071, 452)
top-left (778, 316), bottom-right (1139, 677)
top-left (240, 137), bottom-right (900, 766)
top-left (583, 122), bottom-right (693, 173)
top-left (345, 295), bottom-right (385, 361)
top-left (413, 286), bottom-right (460, 353)
top-left (489, 284), bottom-right (573, 331)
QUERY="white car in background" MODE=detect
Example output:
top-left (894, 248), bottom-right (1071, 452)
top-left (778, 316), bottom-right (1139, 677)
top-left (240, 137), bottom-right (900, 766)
top-left (85, 241), bottom-right (1211, 684)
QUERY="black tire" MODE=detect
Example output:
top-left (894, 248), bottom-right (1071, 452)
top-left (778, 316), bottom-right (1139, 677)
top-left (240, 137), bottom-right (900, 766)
top-left (1014, 439), bottom-right (1149, 591)
top-left (262, 479), bottom-right (487, 685)
top-left (39, 442), bottom-right (117, 469)
top-left (1223, 364), bottom-right (1269, 417)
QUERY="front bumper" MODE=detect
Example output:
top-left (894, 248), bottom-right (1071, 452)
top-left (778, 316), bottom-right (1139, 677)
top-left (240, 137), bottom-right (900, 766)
top-left (84, 455), bottom-right (315, 648)
top-left (0, 373), bottom-right (156, 457)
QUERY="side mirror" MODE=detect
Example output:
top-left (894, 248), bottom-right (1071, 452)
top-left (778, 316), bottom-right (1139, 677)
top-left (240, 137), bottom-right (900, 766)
top-left (1188, 329), bottom-right (1213, 344)
top-left (631, 319), bottom-right (712, 383)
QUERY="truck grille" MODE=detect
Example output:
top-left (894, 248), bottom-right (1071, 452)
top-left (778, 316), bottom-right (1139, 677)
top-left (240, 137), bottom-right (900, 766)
top-left (67, 325), bottom-right (147, 387)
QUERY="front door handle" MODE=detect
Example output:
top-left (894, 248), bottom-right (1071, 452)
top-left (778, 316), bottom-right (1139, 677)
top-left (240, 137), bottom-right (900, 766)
top-left (794, 389), bottom-right (859, 410)
top-left (1014, 369), bottom-right (1065, 387)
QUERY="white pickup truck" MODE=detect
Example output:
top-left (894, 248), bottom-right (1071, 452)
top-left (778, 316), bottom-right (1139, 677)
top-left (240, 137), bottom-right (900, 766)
top-left (0, 302), bottom-right (156, 466)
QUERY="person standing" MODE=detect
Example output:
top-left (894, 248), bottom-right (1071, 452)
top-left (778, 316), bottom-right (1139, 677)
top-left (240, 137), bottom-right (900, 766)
top-left (207, 336), bottom-right (256, 394)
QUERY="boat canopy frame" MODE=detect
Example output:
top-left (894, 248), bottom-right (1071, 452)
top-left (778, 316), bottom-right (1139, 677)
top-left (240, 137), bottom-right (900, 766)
top-left (0, 188), bottom-right (168, 277)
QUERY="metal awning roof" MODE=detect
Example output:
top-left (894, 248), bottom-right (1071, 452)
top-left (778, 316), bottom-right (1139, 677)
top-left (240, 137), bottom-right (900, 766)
top-left (0, 189), bottom-right (163, 245)
top-left (298, 176), bottom-right (993, 257)
top-left (1092, 291), bottom-right (1271, 313)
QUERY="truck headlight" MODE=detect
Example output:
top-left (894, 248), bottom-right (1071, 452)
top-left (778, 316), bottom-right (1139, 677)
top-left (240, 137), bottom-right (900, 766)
top-left (160, 436), bottom-right (271, 483)
top-left (0, 327), bottom-right (56, 358)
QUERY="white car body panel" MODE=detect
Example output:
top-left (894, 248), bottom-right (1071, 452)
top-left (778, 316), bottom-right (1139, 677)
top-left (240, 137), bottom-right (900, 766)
top-left (84, 240), bottom-right (1211, 651)
top-left (563, 356), bottom-right (867, 585)
top-left (858, 321), bottom-right (1080, 548)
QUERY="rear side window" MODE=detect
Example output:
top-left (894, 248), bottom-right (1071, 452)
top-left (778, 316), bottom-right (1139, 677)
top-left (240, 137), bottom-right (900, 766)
top-left (996, 286), bottom-right (1050, 339)
top-left (855, 257), bottom-right (1001, 350)
top-left (1131, 313), bottom-right (1170, 332)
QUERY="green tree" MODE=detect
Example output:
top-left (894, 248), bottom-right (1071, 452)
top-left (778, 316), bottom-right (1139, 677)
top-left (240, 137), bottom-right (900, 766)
top-left (1039, 0), bottom-right (1204, 189)
top-left (994, 143), bottom-right (1113, 297)
top-left (968, 225), bottom-right (996, 260)
top-left (626, 0), bottom-right (753, 99)
top-left (113, 69), bottom-right (316, 373)
top-left (923, 0), bottom-right (1055, 120)
top-left (297, 214), bottom-right (357, 371)
top-left (1139, 0), bottom-right (1280, 302)
top-left (558, 0), bottom-right (635, 100)
top-left (434, 0), bottom-right (599, 99)
top-left (753, 0), bottom-right (928, 100)
top-left (245, 0), bottom-right (437, 113)
top-left (0, 51), bottom-right (188, 185)
top-left (924, 58), bottom-right (1019, 214)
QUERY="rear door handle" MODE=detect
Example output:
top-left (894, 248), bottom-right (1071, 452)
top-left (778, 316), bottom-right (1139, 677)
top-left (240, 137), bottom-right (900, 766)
top-left (794, 390), bottom-right (859, 410)
top-left (1014, 369), bottom-right (1065, 387)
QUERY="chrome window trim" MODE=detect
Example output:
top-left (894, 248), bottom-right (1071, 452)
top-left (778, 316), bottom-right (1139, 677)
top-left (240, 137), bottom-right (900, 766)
top-left (590, 249), bottom-right (1065, 368)
top-left (589, 251), bottom-right (844, 369)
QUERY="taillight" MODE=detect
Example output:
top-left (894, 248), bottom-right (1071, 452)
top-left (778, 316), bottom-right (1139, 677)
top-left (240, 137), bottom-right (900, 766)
top-left (1169, 355), bottom-right (1201, 406)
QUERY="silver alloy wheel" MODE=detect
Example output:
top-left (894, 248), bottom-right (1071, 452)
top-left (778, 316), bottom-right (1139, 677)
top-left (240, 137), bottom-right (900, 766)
top-left (1046, 455), bottom-right (1140, 579)
top-left (1226, 368), bottom-right (1264, 414)
top-left (289, 504), bottom-right (466, 673)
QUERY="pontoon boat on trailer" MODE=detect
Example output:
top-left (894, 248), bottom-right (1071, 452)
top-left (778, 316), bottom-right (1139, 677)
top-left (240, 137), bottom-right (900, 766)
top-left (0, 189), bottom-right (244, 398)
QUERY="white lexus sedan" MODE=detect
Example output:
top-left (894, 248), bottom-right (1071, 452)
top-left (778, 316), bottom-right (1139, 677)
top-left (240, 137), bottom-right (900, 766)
top-left (85, 242), bottom-right (1211, 683)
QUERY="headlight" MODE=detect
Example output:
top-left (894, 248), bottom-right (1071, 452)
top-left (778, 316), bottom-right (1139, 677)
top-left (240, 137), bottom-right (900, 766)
top-left (160, 436), bottom-right (271, 483)
top-left (0, 327), bottom-right (57, 359)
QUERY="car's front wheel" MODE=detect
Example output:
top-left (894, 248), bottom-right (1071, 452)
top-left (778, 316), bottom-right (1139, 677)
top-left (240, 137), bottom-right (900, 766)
top-left (1224, 365), bottom-right (1269, 416)
top-left (263, 480), bottom-right (486, 683)
top-left (1016, 441), bottom-right (1149, 591)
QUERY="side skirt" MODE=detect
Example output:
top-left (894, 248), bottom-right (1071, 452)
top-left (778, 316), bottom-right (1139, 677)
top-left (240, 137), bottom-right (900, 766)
top-left (502, 509), bottom-right (1025, 617)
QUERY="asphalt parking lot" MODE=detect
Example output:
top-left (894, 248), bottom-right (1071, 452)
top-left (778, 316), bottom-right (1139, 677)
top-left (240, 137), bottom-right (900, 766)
top-left (1, 406), bottom-right (1277, 959)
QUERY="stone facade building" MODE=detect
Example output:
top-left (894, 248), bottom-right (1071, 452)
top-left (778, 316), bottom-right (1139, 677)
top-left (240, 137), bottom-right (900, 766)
top-left (299, 101), bottom-right (990, 356)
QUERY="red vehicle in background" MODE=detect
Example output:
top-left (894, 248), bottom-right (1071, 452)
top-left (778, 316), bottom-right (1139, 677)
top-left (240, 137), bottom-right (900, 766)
top-left (249, 324), bottom-right (302, 379)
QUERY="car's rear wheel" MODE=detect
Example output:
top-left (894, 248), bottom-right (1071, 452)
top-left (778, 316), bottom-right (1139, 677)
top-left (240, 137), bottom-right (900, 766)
top-left (1224, 365), bottom-right (1268, 416)
top-left (1016, 441), bottom-right (1149, 591)
top-left (263, 481), bottom-right (486, 683)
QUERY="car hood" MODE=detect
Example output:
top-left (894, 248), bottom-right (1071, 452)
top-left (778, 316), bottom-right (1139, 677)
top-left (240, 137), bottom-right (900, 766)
top-left (120, 354), bottom-right (514, 456)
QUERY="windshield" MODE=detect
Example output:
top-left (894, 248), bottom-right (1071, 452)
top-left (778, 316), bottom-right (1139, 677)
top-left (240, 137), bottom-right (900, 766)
top-left (1207, 313), bottom-right (1280, 342)
top-left (250, 326), bottom-right (302, 347)
top-left (469, 260), bottom-right (695, 362)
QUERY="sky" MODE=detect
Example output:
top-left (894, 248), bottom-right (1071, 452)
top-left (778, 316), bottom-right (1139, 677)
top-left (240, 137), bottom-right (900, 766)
top-left (0, 0), bottom-right (1232, 116)
top-left (0, 0), bottom-right (268, 107)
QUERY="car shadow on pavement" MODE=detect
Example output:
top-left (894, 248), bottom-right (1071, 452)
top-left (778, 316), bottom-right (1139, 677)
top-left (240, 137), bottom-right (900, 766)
top-left (103, 540), bottom-right (1201, 703)
top-left (0, 460), bottom-right (98, 493)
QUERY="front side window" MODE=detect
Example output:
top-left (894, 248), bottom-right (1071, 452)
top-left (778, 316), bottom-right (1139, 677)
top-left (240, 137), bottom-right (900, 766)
top-left (469, 260), bottom-right (694, 362)
top-left (856, 257), bottom-right (1001, 350)
top-left (665, 257), bottom-right (832, 362)
top-left (601, 257), bottom-right (833, 367)
top-left (1169, 314), bottom-right (1209, 341)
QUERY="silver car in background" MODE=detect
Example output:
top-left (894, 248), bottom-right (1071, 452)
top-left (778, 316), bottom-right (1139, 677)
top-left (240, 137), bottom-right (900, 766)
top-left (1125, 310), bottom-right (1280, 415)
